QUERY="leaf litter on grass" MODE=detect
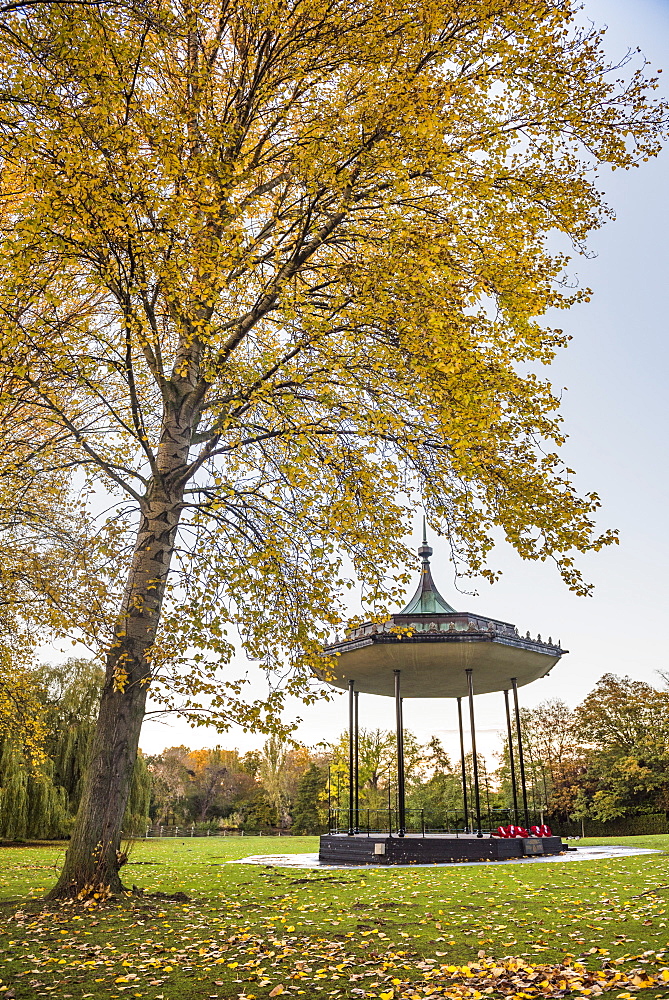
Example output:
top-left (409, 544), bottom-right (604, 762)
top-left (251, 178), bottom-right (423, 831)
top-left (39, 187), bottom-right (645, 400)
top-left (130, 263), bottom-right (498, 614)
top-left (3, 836), bottom-right (669, 999)
top-left (4, 897), bottom-right (669, 1000)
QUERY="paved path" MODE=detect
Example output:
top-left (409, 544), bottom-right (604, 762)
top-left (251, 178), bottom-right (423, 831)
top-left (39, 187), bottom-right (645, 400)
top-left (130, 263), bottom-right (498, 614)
top-left (229, 844), bottom-right (660, 869)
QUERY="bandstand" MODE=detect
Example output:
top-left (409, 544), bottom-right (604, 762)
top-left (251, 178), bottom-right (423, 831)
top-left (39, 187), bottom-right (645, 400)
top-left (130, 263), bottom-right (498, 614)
top-left (318, 524), bottom-right (568, 865)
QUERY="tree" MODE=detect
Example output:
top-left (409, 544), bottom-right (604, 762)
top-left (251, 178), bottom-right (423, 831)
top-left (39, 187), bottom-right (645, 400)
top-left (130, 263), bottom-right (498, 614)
top-left (0, 659), bottom-right (47, 765)
top-left (185, 746), bottom-right (255, 823)
top-left (38, 657), bottom-right (151, 833)
top-left (291, 763), bottom-right (327, 834)
top-left (330, 727), bottom-right (393, 820)
top-left (123, 751), bottom-right (152, 836)
top-left (0, 659), bottom-right (98, 842)
top-left (0, 657), bottom-right (151, 840)
top-left (257, 736), bottom-right (290, 828)
top-left (572, 674), bottom-right (669, 820)
top-left (242, 791), bottom-right (278, 833)
top-left (406, 737), bottom-right (464, 825)
top-left (0, 0), bottom-right (663, 895)
top-left (496, 699), bottom-right (583, 820)
top-left (0, 742), bottom-right (29, 840)
top-left (330, 726), bottom-right (433, 828)
top-left (146, 746), bottom-right (193, 825)
top-left (38, 659), bottom-right (105, 813)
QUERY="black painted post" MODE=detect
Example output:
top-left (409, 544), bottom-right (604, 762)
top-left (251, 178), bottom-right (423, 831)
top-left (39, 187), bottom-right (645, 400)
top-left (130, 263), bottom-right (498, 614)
top-left (466, 669), bottom-right (483, 838)
top-left (394, 670), bottom-right (406, 837)
top-left (504, 689), bottom-right (519, 825)
top-left (511, 677), bottom-right (531, 831)
top-left (457, 696), bottom-right (469, 833)
top-left (354, 690), bottom-right (359, 833)
top-left (327, 765), bottom-right (331, 832)
top-left (348, 679), bottom-right (354, 836)
top-left (387, 765), bottom-right (392, 836)
top-left (336, 772), bottom-right (340, 832)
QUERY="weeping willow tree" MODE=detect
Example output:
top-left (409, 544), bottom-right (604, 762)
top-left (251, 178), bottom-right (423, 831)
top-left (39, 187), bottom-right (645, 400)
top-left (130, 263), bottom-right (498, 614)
top-left (0, 742), bottom-right (29, 840)
top-left (123, 753), bottom-right (152, 836)
top-left (0, 740), bottom-right (70, 840)
top-left (0, 659), bottom-right (151, 840)
top-left (40, 659), bottom-right (106, 813)
top-left (40, 659), bottom-right (152, 836)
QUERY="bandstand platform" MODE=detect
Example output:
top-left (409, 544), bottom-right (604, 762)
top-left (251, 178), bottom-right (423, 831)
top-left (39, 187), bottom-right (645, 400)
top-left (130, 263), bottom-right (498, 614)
top-left (319, 832), bottom-right (565, 865)
top-left (317, 521), bottom-right (568, 865)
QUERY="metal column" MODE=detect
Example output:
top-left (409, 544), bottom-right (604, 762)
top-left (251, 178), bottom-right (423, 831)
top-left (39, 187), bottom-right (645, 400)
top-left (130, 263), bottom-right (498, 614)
top-left (466, 669), bottom-right (483, 838)
top-left (511, 677), bottom-right (531, 830)
top-left (348, 680), bottom-right (354, 836)
top-left (394, 670), bottom-right (406, 837)
top-left (327, 765), bottom-right (331, 832)
top-left (354, 690), bottom-right (359, 833)
top-left (457, 696), bottom-right (469, 833)
top-left (504, 689), bottom-right (519, 825)
top-left (387, 766), bottom-right (392, 836)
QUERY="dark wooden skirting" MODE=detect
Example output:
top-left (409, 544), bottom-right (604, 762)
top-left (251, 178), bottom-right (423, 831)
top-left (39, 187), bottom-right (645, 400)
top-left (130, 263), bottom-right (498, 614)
top-left (318, 834), bottom-right (564, 865)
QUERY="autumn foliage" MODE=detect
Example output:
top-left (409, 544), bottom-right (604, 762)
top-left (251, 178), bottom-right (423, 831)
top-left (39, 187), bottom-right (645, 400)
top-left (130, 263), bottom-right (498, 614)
top-left (0, 0), bottom-right (665, 892)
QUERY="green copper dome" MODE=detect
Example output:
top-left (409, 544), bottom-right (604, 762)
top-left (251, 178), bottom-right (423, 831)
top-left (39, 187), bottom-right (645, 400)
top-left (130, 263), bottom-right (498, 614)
top-left (400, 519), bottom-right (456, 615)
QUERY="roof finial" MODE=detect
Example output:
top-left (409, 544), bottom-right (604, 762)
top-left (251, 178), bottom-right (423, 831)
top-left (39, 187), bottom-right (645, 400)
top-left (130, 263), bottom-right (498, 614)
top-left (399, 516), bottom-right (456, 615)
top-left (417, 515), bottom-right (433, 562)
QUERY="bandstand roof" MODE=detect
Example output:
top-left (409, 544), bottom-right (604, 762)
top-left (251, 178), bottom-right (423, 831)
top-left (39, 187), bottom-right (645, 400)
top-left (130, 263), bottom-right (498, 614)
top-left (320, 524), bottom-right (566, 699)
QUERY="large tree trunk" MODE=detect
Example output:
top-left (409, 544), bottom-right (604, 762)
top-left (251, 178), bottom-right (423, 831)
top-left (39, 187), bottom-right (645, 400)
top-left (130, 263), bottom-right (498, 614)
top-left (48, 398), bottom-right (195, 897)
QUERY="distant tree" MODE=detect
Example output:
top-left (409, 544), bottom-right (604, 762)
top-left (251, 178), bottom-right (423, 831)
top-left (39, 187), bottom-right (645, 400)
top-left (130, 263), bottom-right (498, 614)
top-left (0, 658), bottom-right (149, 840)
top-left (187, 747), bottom-right (231, 823)
top-left (492, 679), bottom-right (669, 824)
top-left (496, 698), bottom-right (583, 820)
top-left (242, 792), bottom-right (278, 833)
top-left (0, 654), bottom-right (47, 764)
top-left (330, 727), bottom-right (441, 827)
top-left (38, 659), bottom-right (104, 813)
top-left (407, 737), bottom-right (464, 825)
top-left (331, 727), bottom-right (410, 814)
top-left (572, 674), bottom-right (669, 820)
top-left (281, 745), bottom-right (320, 812)
top-left (146, 747), bottom-right (193, 826)
top-left (0, 741), bottom-right (70, 841)
top-left (26, 766), bottom-right (71, 841)
top-left (241, 751), bottom-right (262, 780)
top-left (0, 742), bottom-right (28, 840)
top-left (527, 699), bottom-right (581, 817)
top-left (257, 736), bottom-right (291, 828)
top-left (424, 736), bottom-right (452, 773)
top-left (122, 752), bottom-right (152, 836)
top-left (291, 764), bottom-right (327, 835)
top-left (0, 658), bottom-right (102, 841)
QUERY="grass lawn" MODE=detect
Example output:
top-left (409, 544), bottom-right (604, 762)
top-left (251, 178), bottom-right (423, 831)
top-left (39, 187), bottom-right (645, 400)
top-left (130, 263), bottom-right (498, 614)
top-left (2, 834), bottom-right (669, 1000)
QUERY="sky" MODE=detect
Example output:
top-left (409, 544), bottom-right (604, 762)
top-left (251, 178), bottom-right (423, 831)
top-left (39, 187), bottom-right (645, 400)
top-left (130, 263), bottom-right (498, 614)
top-left (131, 0), bottom-right (669, 764)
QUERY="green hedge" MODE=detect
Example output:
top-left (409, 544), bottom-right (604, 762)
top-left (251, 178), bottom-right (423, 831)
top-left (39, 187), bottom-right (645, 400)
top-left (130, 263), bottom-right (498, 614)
top-left (554, 813), bottom-right (668, 838)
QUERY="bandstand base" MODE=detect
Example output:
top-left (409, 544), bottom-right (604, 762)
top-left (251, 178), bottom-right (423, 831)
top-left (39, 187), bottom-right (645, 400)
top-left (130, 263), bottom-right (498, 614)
top-left (318, 833), bottom-right (564, 865)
